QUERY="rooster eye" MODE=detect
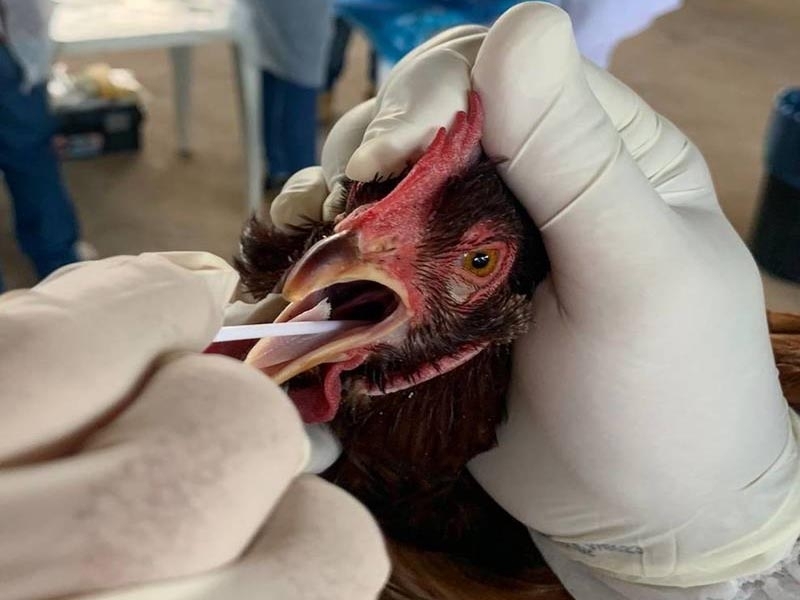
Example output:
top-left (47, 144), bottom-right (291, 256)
top-left (462, 249), bottom-right (499, 277)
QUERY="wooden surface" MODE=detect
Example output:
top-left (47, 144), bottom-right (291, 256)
top-left (771, 311), bottom-right (800, 405)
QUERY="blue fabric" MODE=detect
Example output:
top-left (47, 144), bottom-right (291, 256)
top-left (766, 88), bottom-right (800, 190)
top-left (0, 44), bottom-right (79, 291)
top-left (334, 0), bottom-right (525, 62)
top-left (261, 71), bottom-right (318, 181)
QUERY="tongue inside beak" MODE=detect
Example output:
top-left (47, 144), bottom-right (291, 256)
top-left (242, 232), bottom-right (411, 423)
top-left (246, 298), bottom-right (338, 368)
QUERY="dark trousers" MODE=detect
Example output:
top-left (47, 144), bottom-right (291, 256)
top-left (261, 71), bottom-right (318, 181)
top-left (326, 17), bottom-right (377, 92)
top-left (0, 45), bottom-right (79, 291)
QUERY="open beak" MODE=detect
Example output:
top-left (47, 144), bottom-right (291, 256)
top-left (244, 230), bottom-right (411, 389)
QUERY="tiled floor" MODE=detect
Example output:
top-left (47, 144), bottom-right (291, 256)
top-left (1, 0), bottom-right (798, 312)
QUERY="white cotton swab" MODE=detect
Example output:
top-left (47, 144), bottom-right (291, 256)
top-left (213, 321), bottom-right (363, 343)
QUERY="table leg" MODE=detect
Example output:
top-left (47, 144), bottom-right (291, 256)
top-left (232, 44), bottom-right (263, 213)
top-left (169, 46), bottom-right (192, 157)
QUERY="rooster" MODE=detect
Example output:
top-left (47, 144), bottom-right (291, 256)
top-left (219, 92), bottom-right (800, 600)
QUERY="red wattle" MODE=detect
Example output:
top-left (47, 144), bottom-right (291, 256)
top-left (290, 352), bottom-right (367, 423)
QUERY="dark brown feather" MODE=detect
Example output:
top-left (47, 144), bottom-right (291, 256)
top-left (383, 542), bottom-right (571, 600)
top-left (326, 347), bottom-right (539, 571)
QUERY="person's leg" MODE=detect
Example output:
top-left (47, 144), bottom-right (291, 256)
top-left (261, 70), bottom-right (318, 188)
top-left (280, 80), bottom-right (318, 175)
top-left (319, 17), bottom-right (352, 124)
top-left (0, 45), bottom-right (80, 280)
top-left (262, 70), bottom-right (291, 187)
top-left (366, 49), bottom-right (378, 98)
top-left (326, 17), bottom-right (353, 92)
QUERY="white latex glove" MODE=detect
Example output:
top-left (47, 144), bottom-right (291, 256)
top-left (0, 252), bottom-right (388, 600)
top-left (267, 1), bottom-right (798, 593)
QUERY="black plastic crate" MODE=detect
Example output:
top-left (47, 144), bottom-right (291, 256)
top-left (52, 101), bottom-right (145, 160)
top-left (751, 87), bottom-right (800, 282)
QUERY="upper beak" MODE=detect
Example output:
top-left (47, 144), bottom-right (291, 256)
top-left (283, 231), bottom-right (361, 302)
top-left (243, 229), bottom-right (411, 384)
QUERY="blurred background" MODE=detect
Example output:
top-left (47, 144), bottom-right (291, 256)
top-left (0, 0), bottom-right (798, 312)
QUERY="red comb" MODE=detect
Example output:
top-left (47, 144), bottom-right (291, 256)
top-left (336, 91), bottom-right (484, 235)
top-left (392, 90), bottom-right (484, 199)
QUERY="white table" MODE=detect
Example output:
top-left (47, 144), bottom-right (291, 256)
top-left (50, 0), bottom-right (264, 211)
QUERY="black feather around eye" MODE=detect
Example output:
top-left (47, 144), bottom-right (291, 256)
top-left (422, 157), bottom-right (549, 298)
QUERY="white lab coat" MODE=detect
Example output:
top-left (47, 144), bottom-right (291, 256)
top-left (236, 0), bottom-right (335, 88)
top-left (556, 0), bottom-right (683, 67)
top-left (0, 0), bottom-right (53, 88)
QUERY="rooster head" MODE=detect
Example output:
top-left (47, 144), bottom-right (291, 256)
top-left (241, 92), bottom-right (548, 423)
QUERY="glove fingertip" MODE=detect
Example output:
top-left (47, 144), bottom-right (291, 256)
top-left (322, 184), bottom-right (347, 223)
top-left (346, 137), bottom-right (415, 182)
top-left (303, 424), bottom-right (342, 474)
top-left (269, 167), bottom-right (328, 232)
top-left (270, 192), bottom-right (323, 233)
top-left (475, 2), bottom-right (579, 104)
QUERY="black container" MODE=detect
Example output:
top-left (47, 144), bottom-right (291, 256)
top-left (751, 87), bottom-right (800, 282)
top-left (52, 100), bottom-right (145, 160)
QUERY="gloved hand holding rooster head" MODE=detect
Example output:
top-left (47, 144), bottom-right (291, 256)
top-left (265, 3), bottom-right (800, 599)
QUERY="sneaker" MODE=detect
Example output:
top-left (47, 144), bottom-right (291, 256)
top-left (75, 240), bottom-right (99, 262)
